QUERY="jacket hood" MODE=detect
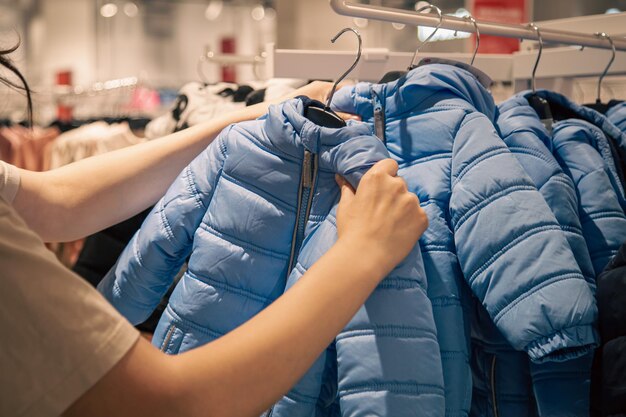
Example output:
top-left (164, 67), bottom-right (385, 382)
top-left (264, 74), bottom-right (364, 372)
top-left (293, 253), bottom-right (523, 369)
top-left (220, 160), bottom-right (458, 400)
top-left (516, 89), bottom-right (626, 202)
top-left (332, 63), bottom-right (497, 122)
top-left (498, 95), bottom-right (553, 151)
top-left (261, 97), bottom-right (389, 188)
top-left (518, 89), bottom-right (626, 150)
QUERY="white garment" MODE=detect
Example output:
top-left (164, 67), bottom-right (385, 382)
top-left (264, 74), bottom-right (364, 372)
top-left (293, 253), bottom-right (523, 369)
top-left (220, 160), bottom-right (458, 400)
top-left (264, 78), bottom-right (307, 102)
top-left (144, 82), bottom-right (245, 139)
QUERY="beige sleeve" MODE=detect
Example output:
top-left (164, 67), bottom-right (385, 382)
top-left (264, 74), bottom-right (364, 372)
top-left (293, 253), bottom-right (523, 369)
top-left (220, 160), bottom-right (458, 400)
top-left (0, 160), bottom-right (21, 204)
top-left (0, 198), bottom-right (139, 417)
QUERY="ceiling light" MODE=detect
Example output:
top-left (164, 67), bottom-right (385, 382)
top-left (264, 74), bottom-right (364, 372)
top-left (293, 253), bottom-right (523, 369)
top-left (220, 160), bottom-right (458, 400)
top-left (414, 1), bottom-right (430, 11)
top-left (251, 4), bottom-right (265, 21)
top-left (100, 3), bottom-right (118, 18)
top-left (392, 22), bottom-right (406, 30)
top-left (123, 2), bottom-right (138, 17)
top-left (264, 7), bottom-right (276, 20)
top-left (205, 0), bottom-right (223, 21)
top-left (353, 17), bottom-right (368, 28)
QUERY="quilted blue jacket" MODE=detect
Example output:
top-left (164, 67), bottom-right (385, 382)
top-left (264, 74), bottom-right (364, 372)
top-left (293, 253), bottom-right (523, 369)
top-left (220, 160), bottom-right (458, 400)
top-left (522, 90), bottom-right (626, 274)
top-left (607, 101), bottom-right (626, 133)
top-left (98, 97), bottom-right (445, 417)
top-left (470, 94), bottom-right (599, 417)
top-left (332, 64), bottom-right (598, 417)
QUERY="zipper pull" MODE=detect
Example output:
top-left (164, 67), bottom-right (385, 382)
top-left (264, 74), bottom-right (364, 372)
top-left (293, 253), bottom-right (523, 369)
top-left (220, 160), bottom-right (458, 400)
top-left (372, 92), bottom-right (386, 143)
top-left (303, 150), bottom-right (313, 188)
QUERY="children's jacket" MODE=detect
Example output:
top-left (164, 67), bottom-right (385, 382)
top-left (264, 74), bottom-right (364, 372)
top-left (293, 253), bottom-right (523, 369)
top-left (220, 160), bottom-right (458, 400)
top-left (99, 97), bottom-right (445, 417)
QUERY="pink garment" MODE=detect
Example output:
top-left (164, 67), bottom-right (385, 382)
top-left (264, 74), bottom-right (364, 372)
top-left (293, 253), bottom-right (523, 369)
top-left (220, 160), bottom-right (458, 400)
top-left (0, 126), bottom-right (60, 171)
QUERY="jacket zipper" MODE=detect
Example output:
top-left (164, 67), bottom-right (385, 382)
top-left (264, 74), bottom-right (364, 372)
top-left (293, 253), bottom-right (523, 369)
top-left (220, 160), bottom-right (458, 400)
top-left (372, 91), bottom-right (386, 143)
top-left (160, 324), bottom-right (176, 352)
top-left (490, 355), bottom-right (499, 417)
top-left (287, 149), bottom-right (319, 277)
top-left (265, 151), bottom-right (317, 417)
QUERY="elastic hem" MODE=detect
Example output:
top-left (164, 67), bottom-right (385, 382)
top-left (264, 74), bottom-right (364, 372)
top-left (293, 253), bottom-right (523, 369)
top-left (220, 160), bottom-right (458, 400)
top-left (526, 325), bottom-right (599, 363)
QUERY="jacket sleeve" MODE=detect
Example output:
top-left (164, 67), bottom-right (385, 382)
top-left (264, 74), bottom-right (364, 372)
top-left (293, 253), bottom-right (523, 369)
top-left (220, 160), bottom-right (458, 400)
top-left (449, 113), bottom-right (598, 362)
top-left (98, 127), bottom-right (230, 324)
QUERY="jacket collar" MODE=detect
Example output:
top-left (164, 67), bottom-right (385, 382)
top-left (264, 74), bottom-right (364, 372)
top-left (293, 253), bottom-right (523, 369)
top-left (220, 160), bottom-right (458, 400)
top-left (262, 98), bottom-right (388, 188)
top-left (519, 89), bottom-right (626, 150)
top-left (331, 62), bottom-right (497, 122)
top-left (263, 97), bottom-right (373, 156)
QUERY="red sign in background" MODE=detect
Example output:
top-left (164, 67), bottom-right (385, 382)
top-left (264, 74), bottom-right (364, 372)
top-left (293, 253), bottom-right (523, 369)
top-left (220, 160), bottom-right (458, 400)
top-left (470, 0), bottom-right (530, 54)
top-left (221, 37), bottom-right (237, 83)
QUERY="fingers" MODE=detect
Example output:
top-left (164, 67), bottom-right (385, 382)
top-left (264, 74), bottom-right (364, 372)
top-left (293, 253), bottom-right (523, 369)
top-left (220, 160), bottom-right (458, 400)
top-left (336, 174), bottom-right (356, 204)
top-left (366, 159), bottom-right (399, 178)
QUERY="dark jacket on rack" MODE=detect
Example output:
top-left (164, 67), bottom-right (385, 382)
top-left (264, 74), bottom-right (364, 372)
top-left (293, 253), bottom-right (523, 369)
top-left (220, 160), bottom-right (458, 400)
top-left (332, 63), bottom-right (598, 417)
top-left (98, 97), bottom-right (446, 417)
top-left (592, 240), bottom-right (626, 416)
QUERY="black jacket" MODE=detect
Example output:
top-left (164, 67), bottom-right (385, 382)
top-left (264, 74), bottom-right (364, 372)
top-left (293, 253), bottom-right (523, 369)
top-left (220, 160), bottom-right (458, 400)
top-left (592, 241), bottom-right (626, 416)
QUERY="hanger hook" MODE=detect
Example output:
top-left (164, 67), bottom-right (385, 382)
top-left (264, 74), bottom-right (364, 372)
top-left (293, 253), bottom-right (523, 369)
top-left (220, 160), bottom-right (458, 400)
top-left (409, 3), bottom-right (443, 70)
top-left (464, 15), bottom-right (480, 66)
top-left (595, 32), bottom-right (615, 103)
top-left (528, 22), bottom-right (543, 93)
top-left (197, 54), bottom-right (209, 83)
top-left (325, 27), bottom-right (362, 110)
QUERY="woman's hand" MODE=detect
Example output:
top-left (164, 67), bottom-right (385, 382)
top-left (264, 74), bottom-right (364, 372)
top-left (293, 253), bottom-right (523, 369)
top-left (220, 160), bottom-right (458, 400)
top-left (335, 159), bottom-right (428, 274)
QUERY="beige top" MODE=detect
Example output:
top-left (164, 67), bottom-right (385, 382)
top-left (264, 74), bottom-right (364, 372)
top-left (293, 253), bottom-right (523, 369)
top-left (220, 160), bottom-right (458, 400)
top-left (0, 163), bottom-right (139, 417)
top-left (0, 160), bottom-right (20, 203)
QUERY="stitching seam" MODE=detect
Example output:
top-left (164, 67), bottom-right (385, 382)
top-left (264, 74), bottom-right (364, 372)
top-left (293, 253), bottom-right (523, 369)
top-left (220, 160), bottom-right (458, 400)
top-left (467, 223), bottom-right (562, 285)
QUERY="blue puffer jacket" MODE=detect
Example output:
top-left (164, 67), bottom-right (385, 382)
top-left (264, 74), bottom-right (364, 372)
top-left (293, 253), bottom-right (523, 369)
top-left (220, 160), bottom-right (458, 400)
top-left (607, 101), bottom-right (626, 133)
top-left (521, 90), bottom-right (626, 274)
top-left (98, 97), bottom-right (445, 417)
top-left (469, 95), bottom-right (599, 417)
top-left (332, 64), bottom-right (599, 417)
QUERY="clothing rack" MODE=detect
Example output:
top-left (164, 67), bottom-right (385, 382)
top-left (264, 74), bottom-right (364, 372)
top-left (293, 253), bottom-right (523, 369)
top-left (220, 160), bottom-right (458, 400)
top-left (268, 10), bottom-right (626, 92)
top-left (329, 0), bottom-right (626, 51)
top-left (202, 47), bottom-right (267, 66)
top-left (199, 47), bottom-right (268, 81)
top-left (266, 43), bottom-right (512, 82)
top-left (54, 77), bottom-right (138, 102)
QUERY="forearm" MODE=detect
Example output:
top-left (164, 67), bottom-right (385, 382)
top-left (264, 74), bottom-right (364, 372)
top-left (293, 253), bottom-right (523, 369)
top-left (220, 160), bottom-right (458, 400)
top-left (13, 103), bottom-right (272, 242)
top-left (173, 239), bottom-right (391, 417)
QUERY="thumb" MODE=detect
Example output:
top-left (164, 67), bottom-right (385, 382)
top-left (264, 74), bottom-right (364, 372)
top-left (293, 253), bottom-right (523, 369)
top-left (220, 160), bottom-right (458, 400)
top-left (336, 174), bottom-right (356, 205)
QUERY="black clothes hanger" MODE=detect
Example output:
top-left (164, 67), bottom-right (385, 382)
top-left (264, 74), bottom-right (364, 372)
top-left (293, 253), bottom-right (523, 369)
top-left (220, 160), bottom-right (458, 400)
top-left (304, 27), bottom-right (362, 128)
top-left (377, 3), bottom-right (443, 84)
top-left (526, 23), bottom-right (554, 133)
top-left (585, 33), bottom-right (616, 114)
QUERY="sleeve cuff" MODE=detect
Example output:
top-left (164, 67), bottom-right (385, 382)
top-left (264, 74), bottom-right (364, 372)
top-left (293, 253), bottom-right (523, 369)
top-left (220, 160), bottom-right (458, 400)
top-left (526, 325), bottom-right (599, 363)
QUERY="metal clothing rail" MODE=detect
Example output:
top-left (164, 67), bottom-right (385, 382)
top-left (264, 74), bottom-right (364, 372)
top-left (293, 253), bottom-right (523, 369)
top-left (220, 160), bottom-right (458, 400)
top-left (202, 47), bottom-right (267, 66)
top-left (267, 44), bottom-right (513, 82)
top-left (329, 0), bottom-right (626, 51)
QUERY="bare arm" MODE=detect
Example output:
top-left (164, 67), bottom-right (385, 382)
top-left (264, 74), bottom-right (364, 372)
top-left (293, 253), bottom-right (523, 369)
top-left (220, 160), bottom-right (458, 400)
top-left (64, 160), bottom-right (428, 417)
top-left (13, 82), bottom-right (349, 242)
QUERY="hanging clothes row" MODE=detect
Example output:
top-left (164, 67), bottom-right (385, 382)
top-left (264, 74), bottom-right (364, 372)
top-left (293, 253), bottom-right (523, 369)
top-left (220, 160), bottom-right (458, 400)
top-left (144, 78), bottom-right (307, 139)
top-left (96, 50), bottom-right (626, 417)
